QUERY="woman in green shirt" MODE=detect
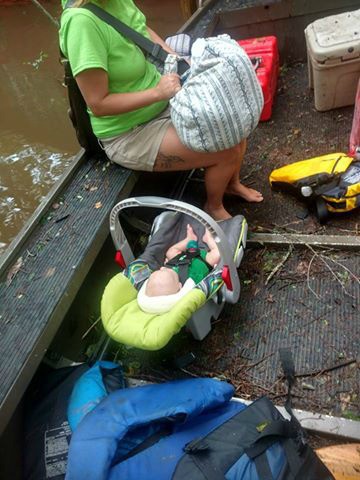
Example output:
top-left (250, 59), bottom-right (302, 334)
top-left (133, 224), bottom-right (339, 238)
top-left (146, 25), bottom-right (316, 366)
top-left (59, 0), bottom-right (263, 221)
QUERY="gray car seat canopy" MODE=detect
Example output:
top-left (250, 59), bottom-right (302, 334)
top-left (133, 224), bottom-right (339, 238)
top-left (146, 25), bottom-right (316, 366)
top-left (139, 212), bottom-right (246, 272)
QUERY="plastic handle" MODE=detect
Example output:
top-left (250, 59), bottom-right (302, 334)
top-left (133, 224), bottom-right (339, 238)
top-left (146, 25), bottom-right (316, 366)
top-left (109, 197), bottom-right (241, 303)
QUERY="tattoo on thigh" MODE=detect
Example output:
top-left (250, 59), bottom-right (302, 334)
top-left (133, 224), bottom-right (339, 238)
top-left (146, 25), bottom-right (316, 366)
top-left (157, 153), bottom-right (185, 170)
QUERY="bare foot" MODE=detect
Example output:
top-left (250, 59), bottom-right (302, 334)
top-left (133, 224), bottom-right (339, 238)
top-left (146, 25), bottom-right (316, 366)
top-left (186, 224), bottom-right (198, 241)
top-left (204, 204), bottom-right (232, 221)
top-left (226, 182), bottom-right (263, 202)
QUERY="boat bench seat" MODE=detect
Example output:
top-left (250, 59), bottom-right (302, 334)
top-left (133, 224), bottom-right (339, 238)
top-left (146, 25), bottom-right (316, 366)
top-left (0, 154), bottom-right (137, 432)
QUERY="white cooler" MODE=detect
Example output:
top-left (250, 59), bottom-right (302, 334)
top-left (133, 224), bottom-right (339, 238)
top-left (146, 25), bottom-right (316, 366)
top-left (305, 9), bottom-right (360, 112)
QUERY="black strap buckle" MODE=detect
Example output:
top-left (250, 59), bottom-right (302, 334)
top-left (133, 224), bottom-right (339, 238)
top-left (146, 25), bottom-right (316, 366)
top-left (184, 437), bottom-right (209, 453)
top-left (150, 43), bottom-right (168, 63)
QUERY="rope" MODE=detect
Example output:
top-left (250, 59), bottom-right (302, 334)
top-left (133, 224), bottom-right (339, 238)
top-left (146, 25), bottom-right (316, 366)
top-left (30, 0), bottom-right (60, 28)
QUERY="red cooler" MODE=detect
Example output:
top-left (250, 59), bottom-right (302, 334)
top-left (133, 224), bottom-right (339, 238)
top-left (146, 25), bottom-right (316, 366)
top-left (237, 36), bottom-right (279, 121)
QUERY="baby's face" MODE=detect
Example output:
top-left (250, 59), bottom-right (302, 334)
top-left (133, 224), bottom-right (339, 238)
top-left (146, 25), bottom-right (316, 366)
top-left (146, 267), bottom-right (181, 297)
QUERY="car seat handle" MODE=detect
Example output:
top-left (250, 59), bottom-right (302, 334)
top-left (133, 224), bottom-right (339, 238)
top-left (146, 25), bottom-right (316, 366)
top-left (110, 197), bottom-right (241, 303)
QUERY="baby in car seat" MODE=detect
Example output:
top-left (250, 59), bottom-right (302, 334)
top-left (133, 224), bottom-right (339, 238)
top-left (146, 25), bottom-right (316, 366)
top-left (137, 224), bottom-right (220, 314)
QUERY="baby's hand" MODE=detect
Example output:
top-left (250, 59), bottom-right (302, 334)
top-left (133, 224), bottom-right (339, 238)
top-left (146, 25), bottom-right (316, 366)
top-left (186, 224), bottom-right (197, 241)
top-left (202, 228), bottom-right (212, 245)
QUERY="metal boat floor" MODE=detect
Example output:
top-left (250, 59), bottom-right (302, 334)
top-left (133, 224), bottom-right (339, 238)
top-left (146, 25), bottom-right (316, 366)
top-left (121, 247), bottom-right (359, 416)
top-left (182, 62), bottom-right (359, 235)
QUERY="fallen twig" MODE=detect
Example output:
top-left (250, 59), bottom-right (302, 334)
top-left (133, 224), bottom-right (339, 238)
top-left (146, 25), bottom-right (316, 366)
top-left (317, 253), bottom-right (354, 298)
top-left (273, 220), bottom-right (303, 229)
top-left (294, 358), bottom-right (357, 378)
top-left (81, 316), bottom-right (101, 339)
top-left (130, 374), bottom-right (164, 383)
top-left (305, 243), bottom-right (356, 299)
top-left (265, 245), bottom-right (293, 285)
top-left (307, 253), bottom-right (321, 300)
top-left (290, 306), bottom-right (336, 335)
top-left (234, 380), bottom-right (274, 395)
top-left (180, 368), bottom-right (200, 377)
top-left (235, 352), bottom-right (274, 373)
top-left (277, 278), bottom-right (306, 291)
top-left (148, 368), bottom-right (173, 381)
top-left (243, 372), bottom-right (280, 395)
top-left (242, 165), bottom-right (261, 182)
top-left (321, 254), bottom-right (360, 285)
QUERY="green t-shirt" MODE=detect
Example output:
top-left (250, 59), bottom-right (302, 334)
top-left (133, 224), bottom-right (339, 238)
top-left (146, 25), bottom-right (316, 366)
top-left (59, 0), bottom-right (168, 138)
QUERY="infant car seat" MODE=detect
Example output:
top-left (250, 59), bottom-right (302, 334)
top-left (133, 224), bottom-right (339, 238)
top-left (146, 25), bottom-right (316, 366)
top-left (101, 197), bottom-right (248, 350)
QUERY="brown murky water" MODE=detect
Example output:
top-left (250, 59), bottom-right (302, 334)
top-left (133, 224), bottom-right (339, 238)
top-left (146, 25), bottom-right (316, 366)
top-left (0, 0), bottom-right (185, 256)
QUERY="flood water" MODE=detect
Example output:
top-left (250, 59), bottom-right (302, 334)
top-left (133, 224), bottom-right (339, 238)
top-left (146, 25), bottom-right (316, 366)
top-left (0, 0), bottom-right (185, 256)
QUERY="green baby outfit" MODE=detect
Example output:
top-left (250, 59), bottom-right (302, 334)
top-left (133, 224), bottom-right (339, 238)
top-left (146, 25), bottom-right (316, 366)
top-left (170, 241), bottom-right (211, 284)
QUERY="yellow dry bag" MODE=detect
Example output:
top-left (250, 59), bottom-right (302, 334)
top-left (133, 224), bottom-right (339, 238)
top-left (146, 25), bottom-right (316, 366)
top-left (269, 153), bottom-right (360, 222)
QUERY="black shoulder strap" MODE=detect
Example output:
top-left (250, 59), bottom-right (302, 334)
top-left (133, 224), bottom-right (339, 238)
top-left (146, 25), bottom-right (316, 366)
top-left (279, 348), bottom-right (297, 419)
top-left (119, 424), bottom-right (172, 463)
top-left (167, 250), bottom-right (213, 270)
top-left (81, 3), bottom-right (190, 75)
top-left (82, 3), bottom-right (168, 64)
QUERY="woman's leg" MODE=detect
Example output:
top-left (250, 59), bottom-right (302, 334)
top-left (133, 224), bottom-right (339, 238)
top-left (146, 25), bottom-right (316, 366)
top-left (154, 125), bottom-right (242, 220)
top-left (226, 139), bottom-right (263, 202)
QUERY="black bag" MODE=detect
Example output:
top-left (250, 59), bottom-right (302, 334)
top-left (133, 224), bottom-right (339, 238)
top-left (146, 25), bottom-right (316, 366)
top-left (62, 56), bottom-right (103, 155)
top-left (172, 396), bottom-right (334, 480)
top-left (172, 349), bottom-right (334, 480)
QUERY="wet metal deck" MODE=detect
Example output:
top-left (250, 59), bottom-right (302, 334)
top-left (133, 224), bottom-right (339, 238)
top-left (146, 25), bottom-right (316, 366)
top-left (168, 60), bottom-right (360, 415)
top-left (122, 246), bottom-right (359, 417)
top-left (182, 61), bottom-right (360, 234)
top-left (208, 248), bottom-right (359, 415)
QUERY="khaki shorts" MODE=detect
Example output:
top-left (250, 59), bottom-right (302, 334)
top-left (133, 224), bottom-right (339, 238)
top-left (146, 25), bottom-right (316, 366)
top-left (100, 107), bottom-right (171, 172)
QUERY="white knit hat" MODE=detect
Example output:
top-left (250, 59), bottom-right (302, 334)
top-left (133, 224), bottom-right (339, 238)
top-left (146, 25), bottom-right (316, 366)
top-left (137, 278), bottom-right (195, 314)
